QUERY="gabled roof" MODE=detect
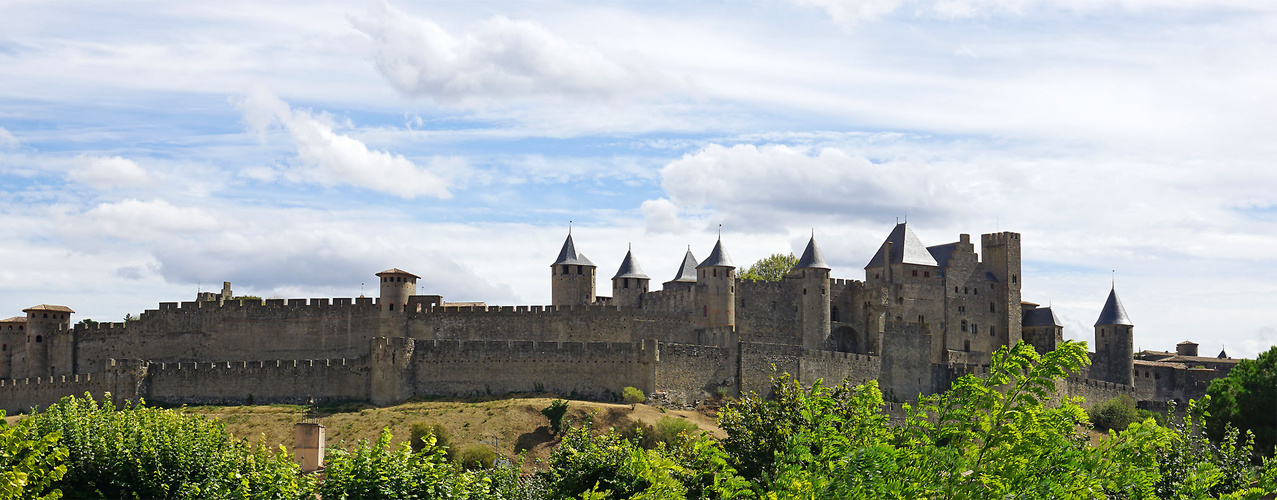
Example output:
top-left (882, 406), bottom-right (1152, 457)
top-left (864, 223), bottom-right (939, 269)
top-left (792, 236), bottom-right (830, 270)
top-left (668, 249), bottom-right (698, 283)
top-left (1023, 307), bottom-right (1062, 327)
top-left (926, 242), bottom-right (958, 270)
top-left (1, 316), bottom-right (27, 323)
top-left (23, 304), bottom-right (74, 314)
top-left (612, 249), bottom-right (649, 280)
top-left (697, 238), bottom-right (735, 269)
top-left (1094, 287), bottom-right (1133, 326)
top-left (376, 268), bottom-right (421, 279)
top-left (551, 233), bottom-right (595, 267)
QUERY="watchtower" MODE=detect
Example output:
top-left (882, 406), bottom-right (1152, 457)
top-left (1094, 287), bottom-right (1134, 386)
top-left (19, 305), bottom-right (73, 378)
top-left (696, 237), bottom-right (735, 328)
top-left (551, 231), bottom-right (596, 307)
top-left (376, 269), bottom-right (419, 313)
top-left (791, 235), bottom-right (831, 350)
top-left (980, 232), bottom-right (1023, 347)
top-left (611, 247), bottom-right (649, 308)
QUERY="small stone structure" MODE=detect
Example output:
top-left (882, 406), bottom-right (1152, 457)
top-left (0, 223), bottom-right (1240, 414)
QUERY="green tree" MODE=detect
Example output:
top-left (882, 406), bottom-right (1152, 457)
top-left (740, 253), bottom-right (798, 282)
top-left (0, 411), bottom-right (66, 500)
top-left (622, 387), bottom-right (646, 408)
top-left (542, 399), bottom-right (569, 435)
top-left (319, 428), bottom-right (495, 499)
top-left (1206, 345), bottom-right (1277, 456)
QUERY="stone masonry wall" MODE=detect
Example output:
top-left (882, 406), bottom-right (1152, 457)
top-left (654, 342), bottom-right (734, 404)
top-left (143, 357), bottom-right (369, 406)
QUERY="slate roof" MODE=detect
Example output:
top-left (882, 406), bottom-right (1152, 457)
top-left (669, 249), bottom-right (698, 283)
top-left (1094, 287), bottom-right (1133, 326)
top-left (22, 304), bottom-right (75, 314)
top-left (1023, 307), bottom-right (1062, 327)
top-left (927, 242), bottom-right (958, 270)
top-left (375, 268), bottom-right (421, 279)
top-left (792, 236), bottom-right (830, 270)
top-left (551, 233), bottom-right (595, 267)
top-left (1218, 349), bottom-right (1228, 359)
top-left (697, 238), bottom-right (735, 269)
top-left (612, 249), bottom-right (649, 280)
top-left (865, 223), bottom-right (939, 269)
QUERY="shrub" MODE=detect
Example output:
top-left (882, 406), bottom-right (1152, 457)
top-left (459, 444), bottom-right (497, 470)
top-left (320, 429), bottom-right (492, 499)
top-left (653, 416), bottom-right (699, 445)
top-left (0, 410), bottom-right (66, 500)
top-left (410, 421), bottom-right (454, 461)
top-left (1089, 394), bottom-right (1142, 432)
top-left (542, 399), bottom-right (569, 435)
top-left (616, 420), bottom-right (658, 450)
top-left (622, 387), bottom-right (645, 407)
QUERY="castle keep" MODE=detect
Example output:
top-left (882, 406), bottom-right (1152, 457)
top-left (0, 223), bottom-right (1239, 414)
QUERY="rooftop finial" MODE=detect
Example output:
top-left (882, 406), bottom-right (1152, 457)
top-left (1112, 269), bottom-right (1116, 288)
top-left (718, 223), bottom-right (722, 239)
top-left (569, 220), bottom-right (572, 235)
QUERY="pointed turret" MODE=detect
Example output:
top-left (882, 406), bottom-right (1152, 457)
top-left (551, 230), bottom-right (597, 307)
top-left (697, 237), bottom-right (734, 269)
top-left (792, 235), bottom-right (831, 271)
top-left (668, 248), bottom-right (698, 284)
top-left (1094, 287), bottom-right (1133, 326)
top-left (612, 247), bottom-right (650, 308)
top-left (696, 236), bottom-right (736, 328)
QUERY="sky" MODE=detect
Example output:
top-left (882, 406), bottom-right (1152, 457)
top-left (0, 0), bottom-right (1273, 358)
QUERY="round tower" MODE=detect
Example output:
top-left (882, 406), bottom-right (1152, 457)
top-left (791, 235), bottom-right (831, 350)
top-left (1094, 286), bottom-right (1134, 386)
top-left (551, 231), bottom-right (596, 307)
top-left (611, 246), bottom-right (649, 308)
top-left (695, 237), bottom-right (736, 329)
top-left (376, 269), bottom-right (419, 313)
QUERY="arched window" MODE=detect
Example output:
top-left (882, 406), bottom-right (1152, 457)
top-left (43, 313), bottom-right (48, 318)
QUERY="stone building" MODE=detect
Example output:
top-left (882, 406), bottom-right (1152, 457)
top-left (0, 223), bottom-right (1239, 414)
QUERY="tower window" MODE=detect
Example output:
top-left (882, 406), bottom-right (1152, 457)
top-left (1154, 373), bottom-right (1160, 380)
top-left (973, 288), bottom-right (978, 296)
top-left (918, 315), bottom-right (924, 323)
top-left (389, 303), bottom-right (395, 311)
top-left (35, 335), bottom-right (42, 343)
top-left (875, 273), bottom-right (880, 279)
top-left (713, 269), bottom-right (717, 278)
top-left (43, 313), bottom-right (48, 318)
top-left (703, 306), bottom-right (708, 317)
top-left (955, 286), bottom-right (959, 293)
top-left (831, 307), bottom-right (840, 322)
top-left (990, 326), bottom-right (995, 337)
top-left (964, 287), bottom-right (968, 294)
top-left (1012, 275), bottom-right (1017, 283)
top-left (912, 270), bottom-right (918, 277)
top-left (961, 320), bottom-right (968, 332)
top-left (803, 288), bottom-right (807, 295)
top-left (964, 340), bottom-right (971, 352)
top-left (1, 344), bottom-right (5, 351)
top-left (924, 271), bottom-right (930, 278)
top-left (990, 302), bottom-right (995, 313)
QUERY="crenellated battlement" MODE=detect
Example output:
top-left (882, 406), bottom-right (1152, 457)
top-left (980, 232), bottom-right (1021, 245)
top-left (149, 357), bottom-right (362, 372)
top-left (142, 297), bottom-right (379, 320)
top-left (413, 339), bottom-right (645, 361)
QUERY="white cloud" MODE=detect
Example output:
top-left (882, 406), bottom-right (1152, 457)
top-left (793, 0), bottom-right (1275, 26)
top-left (641, 198), bottom-right (688, 235)
top-left (81, 199), bottom-right (221, 238)
top-left (349, 3), bottom-right (672, 104)
top-left (237, 86), bottom-right (452, 199)
top-left (0, 127), bottom-right (18, 148)
top-left (68, 156), bottom-right (156, 189)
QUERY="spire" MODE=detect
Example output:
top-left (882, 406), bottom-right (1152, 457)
top-left (1094, 286), bottom-right (1133, 327)
top-left (697, 236), bottom-right (735, 269)
top-left (612, 248), bottom-right (649, 280)
top-left (670, 248), bottom-right (698, 283)
top-left (552, 232), bottom-right (595, 267)
top-left (864, 222), bottom-right (938, 269)
top-left (793, 235), bottom-right (830, 270)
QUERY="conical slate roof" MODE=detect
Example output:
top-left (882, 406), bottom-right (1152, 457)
top-left (669, 249), bottom-right (698, 283)
top-left (612, 249), bottom-right (649, 280)
top-left (697, 238), bottom-right (735, 269)
top-left (1218, 349), bottom-right (1228, 359)
top-left (551, 233), bottom-right (595, 267)
top-left (793, 236), bottom-right (830, 270)
top-left (1094, 287), bottom-right (1133, 326)
top-left (864, 223), bottom-right (939, 269)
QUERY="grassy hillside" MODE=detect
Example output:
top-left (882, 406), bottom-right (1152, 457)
top-left (183, 397), bottom-right (723, 471)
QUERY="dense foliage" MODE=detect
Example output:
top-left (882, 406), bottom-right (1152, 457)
top-left (543, 399), bottom-right (570, 434)
top-left (740, 253), bottom-right (798, 282)
top-left (1090, 394), bottom-right (1162, 432)
top-left (1207, 345), bottom-right (1277, 456)
top-left (8, 341), bottom-right (1276, 499)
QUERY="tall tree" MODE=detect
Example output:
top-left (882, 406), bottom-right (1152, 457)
top-left (741, 253), bottom-right (798, 282)
top-left (1206, 345), bottom-right (1277, 455)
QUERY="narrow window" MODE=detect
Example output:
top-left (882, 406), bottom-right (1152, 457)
top-left (35, 335), bottom-right (42, 342)
top-left (990, 302), bottom-right (995, 313)
top-left (831, 307), bottom-right (840, 322)
top-left (1154, 373), bottom-right (1160, 380)
top-left (703, 306), bottom-right (708, 317)
top-left (918, 315), bottom-right (925, 323)
top-left (875, 273), bottom-right (880, 279)
top-left (963, 287), bottom-right (968, 294)
top-left (821, 288), bottom-right (826, 295)
top-left (961, 320), bottom-right (968, 332)
top-left (623, 280), bottom-right (629, 289)
top-left (1, 344), bottom-right (5, 351)
top-left (955, 286), bottom-right (959, 293)
top-left (730, 286), bottom-right (734, 293)
top-left (577, 266), bottom-right (583, 275)
top-left (924, 271), bottom-right (930, 278)
top-left (713, 269), bottom-right (717, 278)
top-left (43, 313), bottom-right (48, 318)
top-left (803, 288), bottom-right (807, 295)
top-left (912, 270), bottom-right (918, 277)
top-left (973, 288), bottom-right (978, 296)
top-left (389, 303), bottom-right (395, 311)
top-left (989, 326), bottom-right (995, 337)
top-left (964, 340), bottom-right (971, 352)
top-left (1012, 275), bottom-right (1017, 283)
top-left (972, 323), bottom-right (978, 335)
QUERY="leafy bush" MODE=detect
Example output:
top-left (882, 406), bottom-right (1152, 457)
top-left (0, 411), bottom-right (66, 500)
top-left (616, 420), bottom-right (658, 450)
top-left (538, 421), bottom-right (686, 499)
top-left (1090, 394), bottom-right (1142, 432)
top-left (542, 399), bottom-right (569, 435)
top-left (409, 421), bottom-right (455, 461)
top-left (320, 428), bottom-right (494, 499)
top-left (622, 387), bottom-right (645, 407)
top-left (25, 394), bottom-right (311, 500)
top-left (653, 416), bottom-right (699, 446)
top-left (1207, 345), bottom-right (1277, 457)
top-left (459, 444), bottom-right (497, 470)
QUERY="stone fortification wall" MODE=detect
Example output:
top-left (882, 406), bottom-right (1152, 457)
top-left (1058, 377), bottom-right (1137, 409)
top-left (639, 287), bottom-right (695, 316)
top-left (404, 338), bottom-right (657, 401)
top-left (143, 357), bottom-right (369, 407)
top-left (404, 304), bottom-right (700, 345)
top-left (654, 342), bottom-right (734, 404)
top-left (74, 298), bottom-right (382, 374)
top-left (738, 342), bottom-right (881, 397)
top-left (735, 281), bottom-right (801, 345)
top-left (0, 359), bottom-right (147, 415)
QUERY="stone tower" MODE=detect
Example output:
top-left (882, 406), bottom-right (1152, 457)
top-left (376, 269), bottom-right (419, 313)
top-left (551, 232), bottom-right (596, 307)
top-left (696, 237), bottom-right (735, 328)
top-left (663, 248), bottom-right (698, 292)
top-left (1094, 286), bottom-right (1134, 385)
top-left (980, 232), bottom-right (1023, 347)
top-left (19, 305), bottom-right (73, 378)
top-left (611, 247), bottom-right (649, 308)
top-left (791, 235), bottom-right (832, 350)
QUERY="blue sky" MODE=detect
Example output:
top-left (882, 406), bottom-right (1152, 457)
top-left (0, 0), bottom-right (1274, 358)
